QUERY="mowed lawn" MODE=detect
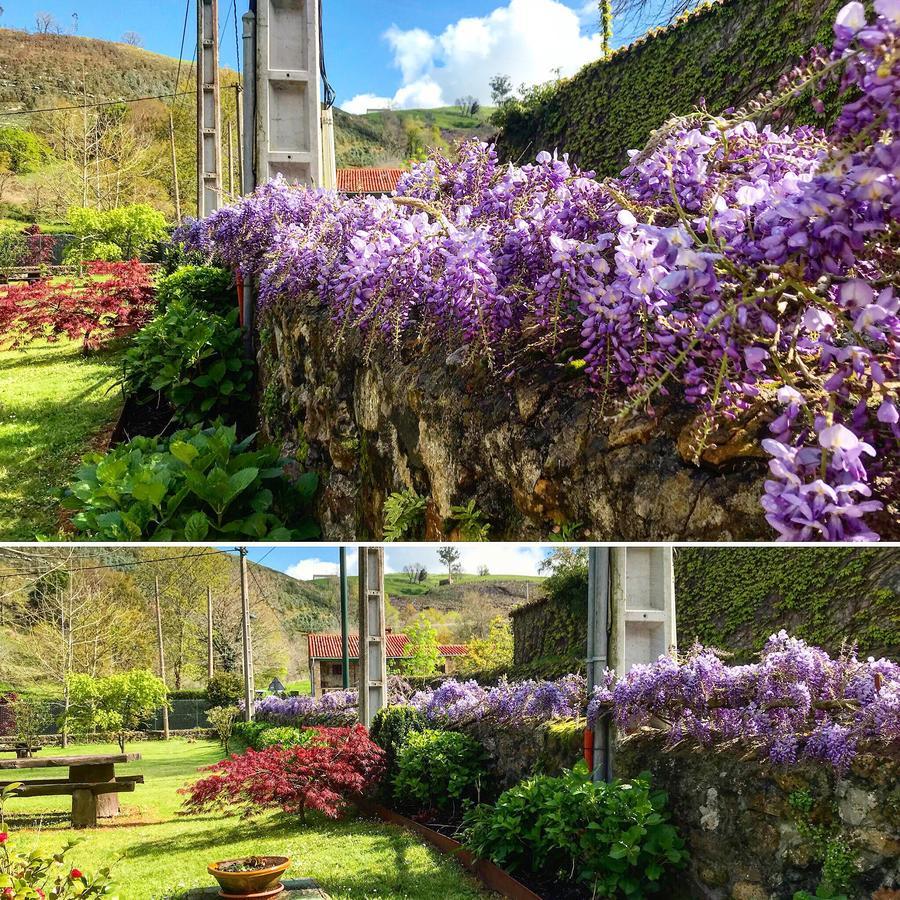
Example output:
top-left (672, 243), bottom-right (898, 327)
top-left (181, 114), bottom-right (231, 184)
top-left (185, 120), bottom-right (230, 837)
top-left (0, 339), bottom-right (125, 539)
top-left (6, 740), bottom-right (489, 900)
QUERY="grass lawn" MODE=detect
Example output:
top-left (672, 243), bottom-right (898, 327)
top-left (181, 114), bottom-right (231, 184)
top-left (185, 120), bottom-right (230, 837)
top-left (0, 338), bottom-right (125, 539)
top-left (312, 573), bottom-right (544, 600)
top-left (6, 740), bottom-right (489, 900)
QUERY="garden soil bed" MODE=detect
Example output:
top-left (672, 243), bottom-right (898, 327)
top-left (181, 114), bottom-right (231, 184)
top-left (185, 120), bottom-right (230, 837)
top-left (110, 394), bottom-right (179, 445)
top-left (360, 802), bottom-right (591, 900)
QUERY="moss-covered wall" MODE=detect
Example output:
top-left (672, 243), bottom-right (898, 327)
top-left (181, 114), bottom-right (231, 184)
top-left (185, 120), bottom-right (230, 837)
top-left (495, 0), bottom-right (844, 177)
top-left (674, 547), bottom-right (900, 661)
top-left (511, 550), bottom-right (899, 669)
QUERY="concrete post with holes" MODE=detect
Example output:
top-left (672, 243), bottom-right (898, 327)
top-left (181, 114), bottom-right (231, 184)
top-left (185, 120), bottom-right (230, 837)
top-left (197, 0), bottom-right (222, 215)
top-left (607, 546), bottom-right (677, 777)
top-left (253, 0), bottom-right (323, 187)
top-left (358, 547), bottom-right (387, 728)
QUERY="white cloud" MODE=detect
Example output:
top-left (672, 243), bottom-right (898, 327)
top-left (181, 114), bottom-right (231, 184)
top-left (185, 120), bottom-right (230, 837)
top-left (341, 92), bottom-right (394, 115)
top-left (285, 558), bottom-right (339, 580)
top-left (340, 0), bottom-right (602, 113)
top-left (384, 545), bottom-right (551, 577)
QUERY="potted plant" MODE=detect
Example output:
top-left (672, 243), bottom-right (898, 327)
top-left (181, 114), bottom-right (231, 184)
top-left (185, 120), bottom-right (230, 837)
top-left (207, 856), bottom-right (290, 898)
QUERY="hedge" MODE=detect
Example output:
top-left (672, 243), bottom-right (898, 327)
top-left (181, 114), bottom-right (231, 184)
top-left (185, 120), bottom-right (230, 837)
top-left (494, 0), bottom-right (845, 176)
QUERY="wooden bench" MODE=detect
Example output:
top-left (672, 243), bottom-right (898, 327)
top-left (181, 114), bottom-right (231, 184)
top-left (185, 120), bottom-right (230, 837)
top-left (0, 753), bottom-right (143, 828)
top-left (0, 745), bottom-right (44, 759)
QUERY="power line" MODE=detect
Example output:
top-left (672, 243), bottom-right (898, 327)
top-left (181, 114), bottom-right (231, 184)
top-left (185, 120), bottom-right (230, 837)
top-left (0, 91), bottom-right (194, 118)
top-left (173, 0), bottom-right (192, 106)
top-left (0, 549), bottom-right (227, 580)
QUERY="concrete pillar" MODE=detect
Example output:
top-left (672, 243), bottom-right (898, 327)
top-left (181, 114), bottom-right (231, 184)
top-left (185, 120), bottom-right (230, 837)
top-left (254, 0), bottom-right (323, 187)
top-left (358, 547), bottom-right (387, 727)
top-left (197, 0), bottom-right (222, 215)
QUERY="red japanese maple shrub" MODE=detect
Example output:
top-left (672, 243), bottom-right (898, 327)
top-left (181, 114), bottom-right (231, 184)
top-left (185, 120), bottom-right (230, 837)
top-left (0, 260), bottom-right (155, 349)
top-left (181, 725), bottom-right (385, 822)
top-left (23, 225), bottom-right (54, 266)
top-left (0, 692), bottom-right (17, 737)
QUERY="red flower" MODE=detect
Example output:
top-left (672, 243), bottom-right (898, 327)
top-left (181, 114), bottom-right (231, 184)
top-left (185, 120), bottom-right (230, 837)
top-left (70, 868), bottom-right (83, 880)
top-left (0, 832), bottom-right (7, 843)
top-left (3, 888), bottom-right (15, 899)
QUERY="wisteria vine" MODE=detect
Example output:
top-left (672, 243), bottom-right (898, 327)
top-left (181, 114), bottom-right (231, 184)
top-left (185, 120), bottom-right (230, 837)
top-left (255, 634), bottom-right (897, 774)
top-left (180, 3), bottom-right (899, 541)
top-left (588, 631), bottom-right (899, 773)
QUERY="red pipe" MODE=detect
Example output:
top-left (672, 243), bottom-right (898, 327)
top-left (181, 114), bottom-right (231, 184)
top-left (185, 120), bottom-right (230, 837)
top-left (583, 727), bottom-right (594, 771)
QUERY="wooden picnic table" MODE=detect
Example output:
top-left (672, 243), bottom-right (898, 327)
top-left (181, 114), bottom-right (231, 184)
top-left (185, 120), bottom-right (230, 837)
top-left (0, 752), bottom-right (143, 828)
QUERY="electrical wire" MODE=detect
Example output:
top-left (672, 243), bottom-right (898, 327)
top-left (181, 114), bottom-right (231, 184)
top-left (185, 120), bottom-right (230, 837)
top-left (0, 549), bottom-right (228, 580)
top-left (0, 91), bottom-right (194, 117)
top-left (318, 0), bottom-right (335, 109)
top-left (172, 0), bottom-right (192, 107)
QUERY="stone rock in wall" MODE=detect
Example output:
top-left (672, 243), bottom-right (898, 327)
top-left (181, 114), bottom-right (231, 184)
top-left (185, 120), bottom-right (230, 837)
top-left (259, 303), bottom-right (771, 541)
top-left (615, 743), bottom-right (900, 900)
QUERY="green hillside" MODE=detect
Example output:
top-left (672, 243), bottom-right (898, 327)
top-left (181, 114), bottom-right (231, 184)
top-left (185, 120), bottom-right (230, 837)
top-left (0, 26), bottom-right (497, 225)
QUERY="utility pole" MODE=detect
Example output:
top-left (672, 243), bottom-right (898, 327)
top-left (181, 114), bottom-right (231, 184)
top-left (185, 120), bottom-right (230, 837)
top-left (168, 109), bottom-right (182, 222)
top-left (154, 576), bottom-right (170, 740)
top-left (586, 548), bottom-right (611, 782)
top-left (358, 547), bottom-right (387, 727)
top-left (239, 548), bottom-right (253, 722)
top-left (197, 0), bottom-right (222, 216)
top-left (339, 547), bottom-right (350, 690)
top-left (207, 586), bottom-right (214, 681)
top-left (227, 119), bottom-right (234, 198)
top-left (234, 83), bottom-right (244, 196)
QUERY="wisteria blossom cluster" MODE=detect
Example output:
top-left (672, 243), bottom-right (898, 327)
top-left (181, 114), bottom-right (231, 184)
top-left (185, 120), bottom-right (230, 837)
top-left (587, 631), bottom-right (900, 773)
top-left (408, 673), bottom-right (587, 726)
top-left (252, 689), bottom-right (358, 727)
top-left (254, 675), bottom-right (587, 729)
top-left (180, 4), bottom-right (899, 541)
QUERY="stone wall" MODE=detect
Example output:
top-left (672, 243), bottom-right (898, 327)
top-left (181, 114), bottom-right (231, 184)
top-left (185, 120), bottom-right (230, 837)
top-left (258, 303), bottom-right (770, 541)
top-left (615, 743), bottom-right (900, 900)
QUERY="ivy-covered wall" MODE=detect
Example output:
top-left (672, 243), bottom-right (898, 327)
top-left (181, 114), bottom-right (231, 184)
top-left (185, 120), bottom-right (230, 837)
top-left (511, 549), bottom-right (899, 670)
top-left (674, 547), bottom-right (900, 661)
top-left (495, 0), bottom-right (845, 177)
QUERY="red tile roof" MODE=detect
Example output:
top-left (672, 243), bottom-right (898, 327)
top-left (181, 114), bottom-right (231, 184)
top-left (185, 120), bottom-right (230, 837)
top-left (336, 167), bottom-right (404, 194)
top-left (308, 632), bottom-right (467, 659)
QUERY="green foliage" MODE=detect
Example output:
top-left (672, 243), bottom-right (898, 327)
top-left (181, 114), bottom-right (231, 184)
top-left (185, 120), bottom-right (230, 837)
top-left (787, 789), bottom-right (857, 899)
top-left (206, 672), bottom-right (244, 708)
top-left (674, 548), bottom-right (899, 660)
top-left (398, 614), bottom-right (443, 677)
top-left (369, 706), bottom-right (428, 791)
top-left (463, 764), bottom-right (686, 897)
top-left (11, 698), bottom-right (47, 748)
top-left (121, 303), bottom-right (253, 424)
top-left (0, 126), bottom-right (51, 174)
top-left (65, 204), bottom-right (167, 263)
top-left (156, 265), bottom-right (236, 313)
top-left (449, 500), bottom-right (490, 541)
top-left (458, 617), bottom-right (513, 676)
top-left (254, 726), bottom-right (316, 750)
top-left (63, 422), bottom-right (319, 541)
top-left (393, 728), bottom-right (486, 814)
top-left (495, 0), bottom-right (845, 177)
top-left (0, 232), bottom-right (28, 268)
top-left (383, 488), bottom-right (426, 541)
top-left (205, 705), bottom-right (239, 754)
top-left (66, 669), bottom-right (168, 752)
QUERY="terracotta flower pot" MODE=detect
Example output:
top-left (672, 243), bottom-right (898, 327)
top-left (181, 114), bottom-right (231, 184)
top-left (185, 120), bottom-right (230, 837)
top-left (207, 856), bottom-right (290, 898)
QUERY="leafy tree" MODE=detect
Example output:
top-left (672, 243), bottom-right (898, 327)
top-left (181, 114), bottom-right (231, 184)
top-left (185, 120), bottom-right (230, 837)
top-left (403, 563), bottom-right (427, 584)
top-left (477, 565), bottom-right (489, 576)
top-left (206, 705), bottom-right (239, 754)
top-left (489, 74), bottom-right (512, 106)
top-left (400, 614), bottom-right (443, 677)
top-left (66, 669), bottom-right (169, 751)
top-left (65, 203), bottom-right (167, 263)
top-left (437, 546), bottom-right (460, 583)
top-left (0, 126), bottom-right (51, 174)
top-left (458, 616), bottom-right (513, 675)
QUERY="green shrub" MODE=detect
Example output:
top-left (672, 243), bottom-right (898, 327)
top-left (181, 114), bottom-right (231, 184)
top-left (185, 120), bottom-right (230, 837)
top-left (65, 204), bottom-right (167, 262)
top-left (157, 265), bottom-right (236, 313)
top-left (206, 705), bottom-right (239, 754)
top-left (232, 720), bottom-right (268, 750)
top-left (255, 726), bottom-right (317, 750)
top-left (462, 764), bottom-right (686, 897)
top-left (121, 303), bottom-right (253, 424)
top-left (206, 672), bottom-right (244, 708)
top-left (383, 488), bottom-right (426, 541)
top-left (63, 422), bottom-right (319, 541)
top-left (369, 705), bottom-right (428, 786)
top-left (393, 728), bottom-right (486, 814)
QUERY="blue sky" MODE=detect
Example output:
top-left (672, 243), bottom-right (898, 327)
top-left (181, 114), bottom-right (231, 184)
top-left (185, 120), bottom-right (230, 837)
top-left (5, 0), bottom-right (654, 112)
top-left (218, 545), bottom-right (555, 579)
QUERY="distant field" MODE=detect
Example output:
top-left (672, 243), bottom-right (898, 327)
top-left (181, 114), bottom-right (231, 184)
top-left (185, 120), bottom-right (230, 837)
top-left (311, 571), bottom-right (543, 599)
